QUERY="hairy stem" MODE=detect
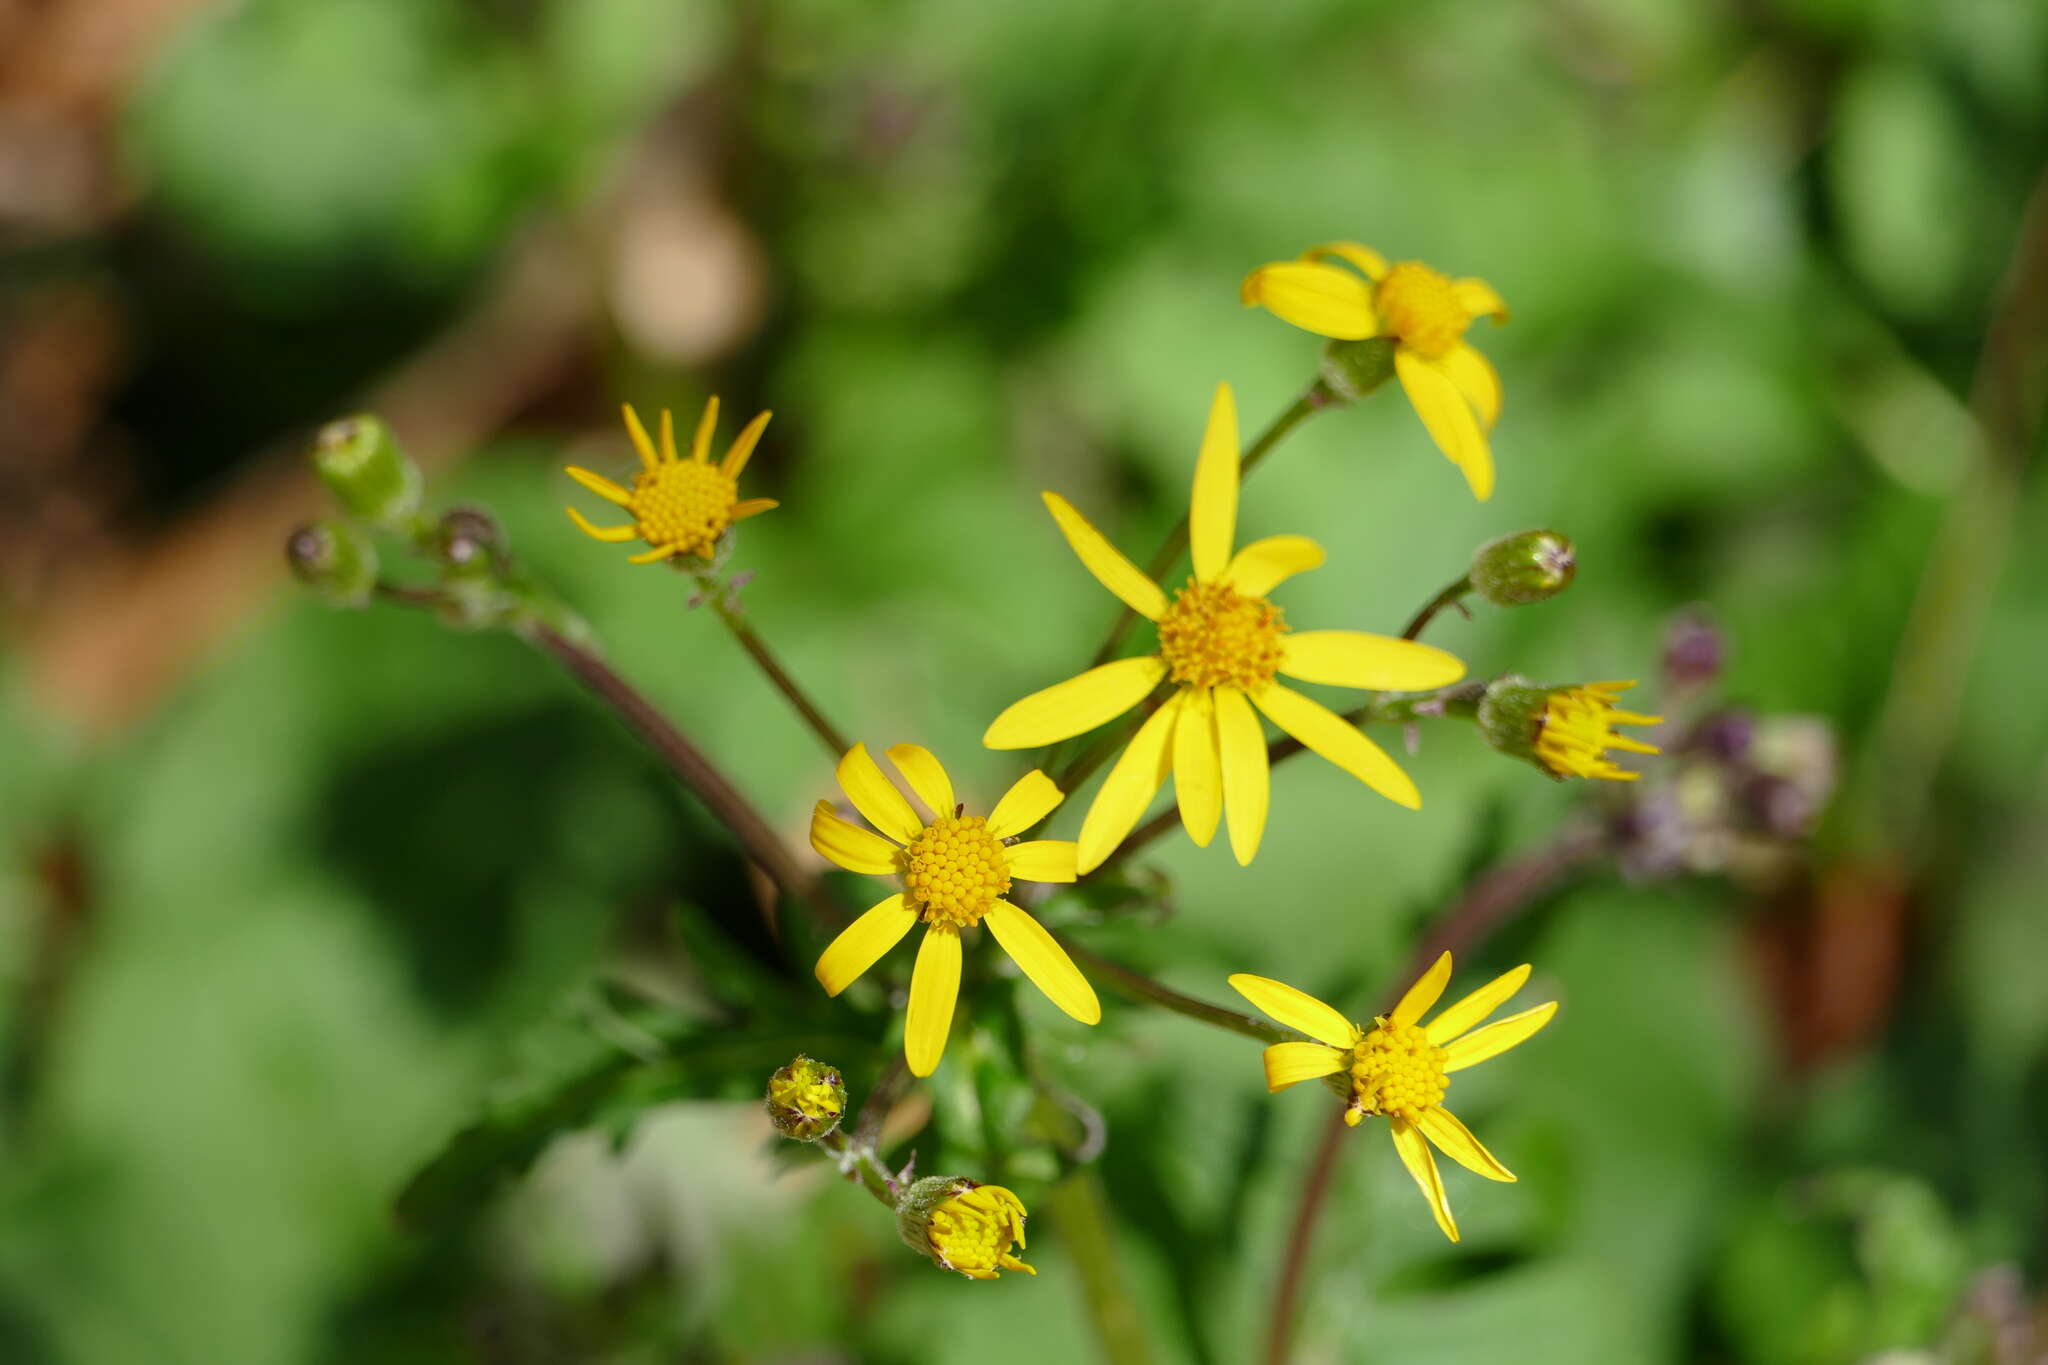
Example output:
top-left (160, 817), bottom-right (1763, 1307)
top-left (817, 1129), bottom-right (899, 1207)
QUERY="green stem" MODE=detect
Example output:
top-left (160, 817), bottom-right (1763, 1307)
top-left (1042, 1167), bottom-right (1157, 1365)
top-left (817, 1130), bottom-right (899, 1207)
top-left (699, 579), bottom-right (851, 759)
top-left (1054, 932), bottom-right (1289, 1043)
top-left (1399, 574), bottom-right (1473, 642)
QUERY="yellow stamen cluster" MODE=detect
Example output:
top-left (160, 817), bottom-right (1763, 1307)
top-left (1537, 681), bottom-right (1662, 782)
top-left (1345, 1016), bottom-right (1449, 1125)
top-left (629, 459), bottom-right (739, 560)
top-left (927, 1184), bottom-right (1034, 1281)
top-left (1157, 579), bottom-right (1288, 690)
top-left (902, 815), bottom-right (1011, 926)
top-left (1374, 262), bottom-right (1469, 359)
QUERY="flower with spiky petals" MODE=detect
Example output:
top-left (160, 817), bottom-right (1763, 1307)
top-left (982, 383), bottom-right (1466, 873)
top-left (897, 1177), bottom-right (1035, 1280)
top-left (1242, 242), bottom-right (1509, 500)
top-left (563, 398), bottom-right (779, 563)
top-left (811, 743), bottom-right (1100, 1077)
top-left (1536, 682), bottom-right (1662, 780)
top-left (1229, 953), bottom-right (1556, 1242)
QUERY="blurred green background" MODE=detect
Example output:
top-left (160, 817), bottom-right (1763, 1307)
top-left (2, 0), bottom-right (2045, 1361)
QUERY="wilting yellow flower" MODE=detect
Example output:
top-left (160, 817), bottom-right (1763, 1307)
top-left (1229, 953), bottom-right (1557, 1242)
top-left (983, 383), bottom-right (1466, 872)
top-left (1536, 681), bottom-right (1662, 781)
top-left (1242, 242), bottom-right (1508, 500)
top-left (897, 1177), bottom-right (1035, 1280)
top-left (563, 398), bottom-right (779, 563)
top-left (811, 743), bottom-right (1100, 1077)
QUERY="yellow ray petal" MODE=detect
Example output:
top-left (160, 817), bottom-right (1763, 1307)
top-left (1443, 1001), bottom-right (1557, 1073)
top-left (1389, 951), bottom-right (1452, 1029)
top-left (836, 742), bottom-right (925, 844)
top-left (809, 800), bottom-right (902, 875)
top-left (1251, 681), bottom-right (1420, 810)
top-left (884, 743), bottom-right (956, 821)
top-left (1222, 534), bottom-right (1325, 597)
top-left (814, 893), bottom-right (917, 995)
top-left (1395, 348), bottom-right (1494, 501)
top-left (986, 770), bottom-right (1063, 839)
top-left (1261, 1040), bottom-right (1347, 1092)
top-left (1424, 964), bottom-right (1532, 1045)
top-left (1042, 492), bottom-right (1168, 621)
top-left (1225, 973), bottom-right (1357, 1048)
top-left (660, 407), bottom-right (678, 464)
top-left (984, 900), bottom-right (1100, 1024)
top-left (1213, 685), bottom-right (1270, 866)
top-left (1453, 277), bottom-right (1509, 321)
top-left (1076, 695), bottom-right (1180, 874)
top-left (1390, 1117), bottom-right (1459, 1242)
top-left (905, 925), bottom-right (962, 1077)
top-left (628, 544), bottom-right (678, 564)
top-left (1415, 1106), bottom-right (1516, 1182)
top-left (1172, 686), bottom-right (1222, 847)
top-left (689, 395), bottom-right (719, 462)
top-left (565, 507), bottom-right (639, 542)
top-left (731, 497), bottom-right (779, 522)
top-left (1279, 631), bottom-right (1466, 692)
top-left (983, 655), bottom-right (1167, 750)
top-left (565, 465), bottom-right (634, 507)
top-left (722, 410), bottom-right (771, 478)
top-left (1004, 840), bottom-right (1077, 883)
top-left (621, 404), bottom-right (660, 469)
top-left (1188, 382), bottom-right (1239, 584)
top-left (1439, 342), bottom-right (1501, 430)
top-left (1240, 261), bottom-right (1380, 339)
top-left (1304, 240), bottom-right (1390, 280)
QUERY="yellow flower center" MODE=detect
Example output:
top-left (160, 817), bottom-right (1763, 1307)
top-left (928, 1184), bottom-right (1033, 1280)
top-left (901, 815), bottom-right (1010, 927)
top-left (1348, 1016), bottom-right (1450, 1122)
top-left (629, 459), bottom-right (738, 558)
top-left (1374, 261), bottom-right (1469, 360)
top-left (1157, 579), bottom-right (1288, 691)
top-left (1536, 682), bottom-right (1661, 782)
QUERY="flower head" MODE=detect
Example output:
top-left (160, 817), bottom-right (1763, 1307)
top-left (897, 1176), bottom-right (1035, 1280)
top-left (563, 398), bottom-right (779, 564)
top-left (1479, 677), bottom-right (1662, 782)
top-left (1242, 242), bottom-right (1509, 500)
top-left (982, 383), bottom-right (1466, 872)
top-left (1229, 953), bottom-right (1557, 1242)
top-left (811, 743), bottom-right (1100, 1076)
top-left (764, 1055), bottom-right (846, 1142)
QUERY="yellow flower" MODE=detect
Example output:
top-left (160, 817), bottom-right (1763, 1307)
top-left (983, 383), bottom-right (1467, 873)
top-left (897, 1176), bottom-right (1035, 1281)
top-left (563, 398), bottom-right (779, 563)
top-left (1242, 242), bottom-right (1509, 500)
top-left (811, 743), bottom-right (1101, 1077)
top-left (1229, 953), bottom-right (1557, 1242)
top-left (1536, 681), bottom-right (1662, 781)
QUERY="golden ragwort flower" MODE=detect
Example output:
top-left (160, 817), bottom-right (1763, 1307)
top-left (1536, 681), bottom-right (1662, 781)
top-left (1242, 242), bottom-right (1509, 500)
top-left (982, 383), bottom-right (1467, 873)
top-left (897, 1176), bottom-right (1035, 1281)
top-left (563, 397), bottom-right (779, 563)
top-left (1229, 952), bottom-right (1557, 1242)
top-left (811, 743), bottom-right (1101, 1077)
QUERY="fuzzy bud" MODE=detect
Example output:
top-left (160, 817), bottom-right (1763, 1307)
top-left (1475, 675), bottom-right (1550, 770)
top-left (1318, 337), bottom-right (1397, 403)
top-left (285, 519), bottom-right (378, 608)
top-left (895, 1176), bottom-right (1035, 1281)
top-left (311, 414), bottom-right (422, 530)
top-left (764, 1055), bottom-right (846, 1142)
top-left (1470, 529), bottom-right (1576, 607)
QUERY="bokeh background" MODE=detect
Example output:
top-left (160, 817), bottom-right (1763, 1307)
top-left (3, 1), bottom-right (2046, 1361)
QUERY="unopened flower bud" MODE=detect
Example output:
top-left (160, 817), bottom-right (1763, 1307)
top-left (1661, 608), bottom-right (1723, 692)
top-left (765, 1055), bottom-right (845, 1142)
top-left (1479, 676), bottom-right (1662, 781)
top-left (1319, 337), bottom-right (1397, 403)
top-left (1690, 709), bottom-right (1755, 764)
top-left (896, 1176), bottom-right (1035, 1281)
top-left (285, 519), bottom-right (377, 608)
top-left (435, 505), bottom-right (504, 580)
top-left (1470, 529), bottom-right (1575, 607)
top-left (312, 414), bottom-right (422, 530)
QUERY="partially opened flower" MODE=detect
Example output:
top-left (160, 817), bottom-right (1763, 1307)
top-left (563, 397), bottom-right (779, 563)
top-left (811, 743), bottom-right (1100, 1076)
top-left (1229, 953), bottom-right (1557, 1242)
top-left (1242, 242), bottom-right (1509, 500)
top-left (983, 383), bottom-right (1466, 873)
top-left (1478, 677), bottom-right (1663, 782)
top-left (897, 1177), bottom-right (1035, 1281)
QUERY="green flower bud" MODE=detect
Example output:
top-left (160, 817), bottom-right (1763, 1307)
top-left (764, 1055), bottom-right (845, 1142)
top-left (1319, 337), bottom-right (1397, 403)
top-left (1470, 529), bottom-right (1575, 606)
top-left (285, 519), bottom-right (378, 608)
top-left (434, 506), bottom-right (504, 581)
top-left (311, 414), bottom-right (422, 530)
top-left (895, 1176), bottom-right (1034, 1281)
top-left (1475, 675), bottom-right (1551, 771)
